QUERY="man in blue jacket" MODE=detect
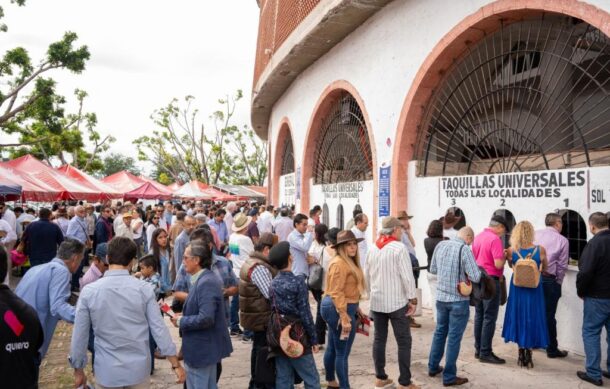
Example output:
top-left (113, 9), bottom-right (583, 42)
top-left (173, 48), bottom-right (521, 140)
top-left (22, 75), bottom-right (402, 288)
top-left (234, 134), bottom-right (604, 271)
top-left (22, 208), bottom-right (64, 267)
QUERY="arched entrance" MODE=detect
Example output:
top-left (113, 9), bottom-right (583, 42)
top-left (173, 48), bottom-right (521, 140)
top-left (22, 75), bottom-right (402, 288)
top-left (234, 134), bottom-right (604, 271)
top-left (272, 119), bottom-right (296, 206)
top-left (391, 0), bottom-right (610, 212)
top-left (301, 81), bottom-right (378, 235)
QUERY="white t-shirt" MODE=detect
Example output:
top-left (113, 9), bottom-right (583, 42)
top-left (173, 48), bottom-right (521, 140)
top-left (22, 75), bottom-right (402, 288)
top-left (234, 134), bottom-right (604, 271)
top-left (443, 227), bottom-right (458, 240)
top-left (228, 233), bottom-right (254, 276)
top-left (351, 226), bottom-right (368, 269)
top-left (257, 211), bottom-right (274, 234)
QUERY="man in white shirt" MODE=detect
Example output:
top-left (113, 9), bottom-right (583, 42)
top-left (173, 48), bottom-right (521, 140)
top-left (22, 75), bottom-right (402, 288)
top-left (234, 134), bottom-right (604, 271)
top-left (273, 208), bottom-right (294, 242)
top-left (115, 213), bottom-right (134, 240)
top-left (365, 216), bottom-right (418, 389)
top-left (0, 202), bottom-right (16, 234)
top-left (228, 212), bottom-right (254, 336)
top-left (351, 213), bottom-right (369, 269)
top-left (257, 205), bottom-right (274, 234)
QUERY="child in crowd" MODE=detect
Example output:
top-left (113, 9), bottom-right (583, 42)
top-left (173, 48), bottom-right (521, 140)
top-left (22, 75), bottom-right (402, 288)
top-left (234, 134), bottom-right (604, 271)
top-left (135, 254), bottom-right (161, 374)
top-left (136, 255), bottom-right (161, 298)
top-left (80, 243), bottom-right (109, 290)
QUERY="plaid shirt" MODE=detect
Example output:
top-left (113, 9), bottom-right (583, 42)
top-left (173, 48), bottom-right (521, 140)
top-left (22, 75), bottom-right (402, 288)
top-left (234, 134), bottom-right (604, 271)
top-left (430, 238), bottom-right (481, 302)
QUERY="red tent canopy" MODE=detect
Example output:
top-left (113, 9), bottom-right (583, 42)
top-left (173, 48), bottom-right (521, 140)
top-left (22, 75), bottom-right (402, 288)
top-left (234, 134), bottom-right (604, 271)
top-left (4, 155), bottom-right (101, 201)
top-left (101, 170), bottom-right (147, 192)
top-left (57, 165), bottom-right (122, 200)
top-left (0, 166), bottom-right (60, 202)
top-left (124, 182), bottom-right (173, 202)
top-left (167, 182), bottom-right (182, 192)
top-left (139, 176), bottom-right (173, 197)
top-left (202, 187), bottom-right (245, 202)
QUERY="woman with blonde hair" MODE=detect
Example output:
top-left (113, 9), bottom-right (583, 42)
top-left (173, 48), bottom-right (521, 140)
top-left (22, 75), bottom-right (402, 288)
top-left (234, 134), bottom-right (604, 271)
top-left (320, 230), bottom-right (366, 389)
top-left (502, 220), bottom-right (549, 368)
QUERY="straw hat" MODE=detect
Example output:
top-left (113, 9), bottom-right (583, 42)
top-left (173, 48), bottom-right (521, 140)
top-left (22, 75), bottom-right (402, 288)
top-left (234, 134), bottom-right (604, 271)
top-left (232, 212), bottom-right (252, 232)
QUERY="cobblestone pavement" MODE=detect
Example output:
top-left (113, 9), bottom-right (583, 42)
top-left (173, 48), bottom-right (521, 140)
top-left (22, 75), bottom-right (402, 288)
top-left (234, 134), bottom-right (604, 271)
top-left (39, 298), bottom-right (591, 389)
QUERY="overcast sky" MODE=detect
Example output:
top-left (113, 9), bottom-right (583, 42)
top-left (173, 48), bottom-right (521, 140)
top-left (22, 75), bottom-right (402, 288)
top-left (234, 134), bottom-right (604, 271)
top-left (0, 0), bottom-right (260, 173)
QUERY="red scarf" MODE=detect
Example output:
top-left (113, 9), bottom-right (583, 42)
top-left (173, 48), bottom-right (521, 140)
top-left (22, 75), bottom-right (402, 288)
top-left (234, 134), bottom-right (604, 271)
top-left (376, 235), bottom-right (397, 249)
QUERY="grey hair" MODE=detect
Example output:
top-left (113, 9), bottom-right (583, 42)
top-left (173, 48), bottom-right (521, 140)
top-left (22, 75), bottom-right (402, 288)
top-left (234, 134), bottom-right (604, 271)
top-left (458, 226), bottom-right (474, 241)
top-left (57, 238), bottom-right (85, 261)
top-left (188, 240), bottom-right (212, 269)
top-left (379, 227), bottom-right (395, 236)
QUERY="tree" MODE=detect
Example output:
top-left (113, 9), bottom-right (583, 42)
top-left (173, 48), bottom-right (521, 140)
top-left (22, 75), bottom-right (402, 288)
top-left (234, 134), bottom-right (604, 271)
top-left (9, 89), bottom-right (115, 173)
top-left (0, 0), bottom-right (26, 34)
top-left (135, 91), bottom-right (267, 186)
top-left (100, 153), bottom-right (141, 177)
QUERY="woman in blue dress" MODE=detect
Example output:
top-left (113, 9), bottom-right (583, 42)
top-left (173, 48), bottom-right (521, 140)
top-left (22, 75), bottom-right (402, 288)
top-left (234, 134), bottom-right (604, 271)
top-left (502, 220), bottom-right (549, 368)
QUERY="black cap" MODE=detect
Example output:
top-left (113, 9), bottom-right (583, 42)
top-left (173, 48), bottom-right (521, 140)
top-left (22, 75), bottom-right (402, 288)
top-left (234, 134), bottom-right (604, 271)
top-left (490, 215), bottom-right (509, 230)
top-left (268, 241), bottom-right (290, 269)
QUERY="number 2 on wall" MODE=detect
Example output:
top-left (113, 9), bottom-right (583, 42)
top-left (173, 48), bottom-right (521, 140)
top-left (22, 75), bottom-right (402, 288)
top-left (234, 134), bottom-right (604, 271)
top-left (500, 199), bottom-right (506, 207)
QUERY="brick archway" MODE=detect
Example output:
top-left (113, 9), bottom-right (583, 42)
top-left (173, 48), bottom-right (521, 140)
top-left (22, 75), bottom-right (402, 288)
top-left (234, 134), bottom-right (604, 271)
top-left (390, 0), bottom-right (610, 213)
top-left (301, 80), bottom-right (378, 234)
top-left (270, 118), bottom-right (294, 206)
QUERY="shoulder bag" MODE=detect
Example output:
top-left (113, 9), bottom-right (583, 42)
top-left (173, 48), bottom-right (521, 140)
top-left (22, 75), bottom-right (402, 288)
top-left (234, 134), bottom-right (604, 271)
top-left (307, 248), bottom-right (324, 291)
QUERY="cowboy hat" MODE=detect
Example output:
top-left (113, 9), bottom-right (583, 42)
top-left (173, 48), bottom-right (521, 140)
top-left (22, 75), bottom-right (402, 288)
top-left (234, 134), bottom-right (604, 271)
top-left (397, 211), bottom-right (413, 220)
top-left (331, 230), bottom-right (364, 249)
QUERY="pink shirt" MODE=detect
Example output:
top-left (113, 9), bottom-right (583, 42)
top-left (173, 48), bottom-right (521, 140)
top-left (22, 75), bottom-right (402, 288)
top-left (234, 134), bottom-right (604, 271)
top-left (80, 265), bottom-right (102, 289)
top-left (472, 228), bottom-right (504, 277)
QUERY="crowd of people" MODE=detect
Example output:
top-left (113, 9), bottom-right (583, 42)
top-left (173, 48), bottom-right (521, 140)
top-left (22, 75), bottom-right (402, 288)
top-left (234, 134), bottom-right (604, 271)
top-left (0, 198), bottom-right (609, 388)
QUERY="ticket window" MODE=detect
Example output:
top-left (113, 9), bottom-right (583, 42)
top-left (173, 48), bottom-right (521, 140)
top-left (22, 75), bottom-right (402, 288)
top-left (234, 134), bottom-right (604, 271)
top-left (353, 204), bottom-right (363, 217)
top-left (559, 209), bottom-right (587, 264)
top-left (322, 203), bottom-right (330, 226)
top-left (446, 207), bottom-right (467, 230)
top-left (493, 209), bottom-right (516, 249)
top-left (336, 204), bottom-right (344, 230)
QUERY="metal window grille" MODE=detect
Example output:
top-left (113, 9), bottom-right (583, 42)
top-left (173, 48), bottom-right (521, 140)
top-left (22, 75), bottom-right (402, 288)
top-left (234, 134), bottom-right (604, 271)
top-left (313, 93), bottom-right (374, 184)
top-left (336, 204), bottom-right (344, 230)
top-left (280, 136), bottom-right (295, 175)
top-left (322, 203), bottom-right (329, 226)
top-left (559, 209), bottom-right (587, 261)
top-left (417, 16), bottom-right (610, 177)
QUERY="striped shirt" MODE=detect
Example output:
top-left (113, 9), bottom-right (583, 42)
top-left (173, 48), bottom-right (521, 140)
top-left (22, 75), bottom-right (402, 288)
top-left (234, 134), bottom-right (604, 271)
top-left (365, 240), bottom-right (416, 313)
top-left (429, 238), bottom-right (481, 302)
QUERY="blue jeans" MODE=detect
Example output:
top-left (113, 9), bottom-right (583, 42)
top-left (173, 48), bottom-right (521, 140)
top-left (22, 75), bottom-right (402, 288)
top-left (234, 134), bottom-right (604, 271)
top-left (230, 294), bottom-right (240, 331)
top-left (542, 276), bottom-right (562, 353)
top-left (275, 353), bottom-right (320, 389)
top-left (320, 296), bottom-right (357, 389)
top-left (474, 278), bottom-right (500, 356)
top-left (429, 300), bottom-right (470, 384)
top-left (582, 297), bottom-right (610, 381)
top-left (186, 362), bottom-right (217, 389)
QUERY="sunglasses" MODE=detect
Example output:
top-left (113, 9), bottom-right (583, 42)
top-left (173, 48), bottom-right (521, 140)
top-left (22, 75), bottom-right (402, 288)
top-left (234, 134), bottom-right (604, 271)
top-left (153, 217), bottom-right (159, 220)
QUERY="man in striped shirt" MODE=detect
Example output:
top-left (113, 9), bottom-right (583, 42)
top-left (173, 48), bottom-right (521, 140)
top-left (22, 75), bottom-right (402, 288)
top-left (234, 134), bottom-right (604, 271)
top-left (365, 216), bottom-right (418, 389)
top-left (428, 227), bottom-right (481, 387)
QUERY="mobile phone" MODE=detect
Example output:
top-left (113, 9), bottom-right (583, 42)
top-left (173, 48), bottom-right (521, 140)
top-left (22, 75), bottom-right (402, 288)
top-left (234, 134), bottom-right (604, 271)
top-left (160, 302), bottom-right (175, 318)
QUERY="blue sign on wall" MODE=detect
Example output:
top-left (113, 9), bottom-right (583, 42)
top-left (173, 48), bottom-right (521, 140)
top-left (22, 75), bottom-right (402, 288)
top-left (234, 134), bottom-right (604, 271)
top-left (379, 166), bottom-right (391, 217)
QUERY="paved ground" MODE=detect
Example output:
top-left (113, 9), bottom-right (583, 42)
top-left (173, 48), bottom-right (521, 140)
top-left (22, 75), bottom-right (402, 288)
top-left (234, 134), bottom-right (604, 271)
top-left (36, 294), bottom-right (596, 389)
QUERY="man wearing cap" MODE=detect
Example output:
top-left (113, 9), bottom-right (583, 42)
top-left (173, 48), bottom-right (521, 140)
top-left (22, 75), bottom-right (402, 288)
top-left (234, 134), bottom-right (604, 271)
top-left (247, 207), bottom-right (261, 244)
top-left (472, 215), bottom-right (508, 364)
top-left (365, 216), bottom-right (419, 389)
top-left (287, 213), bottom-right (314, 281)
top-left (428, 227), bottom-right (481, 386)
top-left (351, 213), bottom-right (369, 269)
top-left (239, 232), bottom-right (277, 389)
top-left (80, 243), bottom-right (109, 289)
top-left (398, 211), bottom-right (422, 328)
top-left (228, 213), bottom-right (255, 337)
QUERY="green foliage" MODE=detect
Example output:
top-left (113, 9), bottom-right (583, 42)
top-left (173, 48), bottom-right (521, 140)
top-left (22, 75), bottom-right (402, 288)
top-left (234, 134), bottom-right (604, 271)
top-left (135, 91), bottom-right (267, 186)
top-left (0, 0), bottom-right (26, 33)
top-left (100, 153), bottom-right (141, 177)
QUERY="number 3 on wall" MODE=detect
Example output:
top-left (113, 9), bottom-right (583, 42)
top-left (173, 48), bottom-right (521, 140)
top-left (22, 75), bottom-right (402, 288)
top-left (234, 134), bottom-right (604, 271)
top-left (451, 198), bottom-right (456, 206)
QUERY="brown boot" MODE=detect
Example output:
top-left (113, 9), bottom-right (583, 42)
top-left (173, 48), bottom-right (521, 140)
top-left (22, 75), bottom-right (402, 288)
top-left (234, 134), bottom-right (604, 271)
top-left (375, 378), bottom-right (394, 389)
top-left (444, 377), bottom-right (468, 386)
top-left (409, 316), bottom-right (422, 328)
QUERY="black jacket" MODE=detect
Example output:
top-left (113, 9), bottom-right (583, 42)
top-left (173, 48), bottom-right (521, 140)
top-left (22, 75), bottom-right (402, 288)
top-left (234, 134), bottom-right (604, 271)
top-left (23, 218), bottom-right (64, 265)
top-left (577, 229), bottom-right (610, 298)
top-left (0, 285), bottom-right (44, 389)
